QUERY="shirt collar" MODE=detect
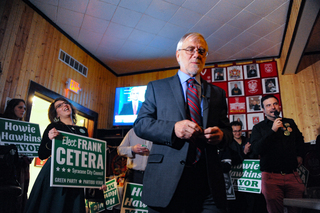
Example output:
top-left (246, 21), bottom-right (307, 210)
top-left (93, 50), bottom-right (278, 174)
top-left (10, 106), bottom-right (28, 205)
top-left (178, 70), bottom-right (201, 85)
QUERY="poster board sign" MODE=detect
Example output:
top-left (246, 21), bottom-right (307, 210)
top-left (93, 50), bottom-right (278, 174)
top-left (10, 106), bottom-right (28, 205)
top-left (230, 159), bottom-right (261, 194)
top-left (50, 131), bottom-right (106, 188)
top-left (224, 173), bottom-right (236, 200)
top-left (0, 117), bottom-right (41, 157)
top-left (87, 201), bottom-right (105, 213)
top-left (297, 164), bottom-right (309, 186)
top-left (121, 182), bottom-right (148, 213)
top-left (103, 179), bottom-right (120, 208)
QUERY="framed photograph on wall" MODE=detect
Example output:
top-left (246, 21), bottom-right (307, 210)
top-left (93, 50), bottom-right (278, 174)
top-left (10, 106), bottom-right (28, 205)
top-left (227, 65), bottom-right (243, 81)
top-left (212, 67), bottom-right (226, 82)
top-left (230, 114), bottom-right (247, 130)
top-left (262, 77), bottom-right (279, 94)
top-left (228, 81), bottom-right (244, 97)
top-left (246, 95), bottom-right (262, 112)
top-left (244, 64), bottom-right (260, 79)
top-left (247, 113), bottom-right (264, 130)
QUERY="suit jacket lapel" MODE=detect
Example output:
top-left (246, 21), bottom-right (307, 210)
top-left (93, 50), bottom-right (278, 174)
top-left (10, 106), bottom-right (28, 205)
top-left (170, 74), bottom-right (187, 119)
top-left (201, 79), bottom-right (211, 129)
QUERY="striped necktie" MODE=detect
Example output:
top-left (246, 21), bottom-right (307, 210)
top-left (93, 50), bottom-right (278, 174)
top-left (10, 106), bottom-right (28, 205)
top-left (186, 78), bottom-right (202, 164)
top-left (187, 78), bottom-right (202, 126)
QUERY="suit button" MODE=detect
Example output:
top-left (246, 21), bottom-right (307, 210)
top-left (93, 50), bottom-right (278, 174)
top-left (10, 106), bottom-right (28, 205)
top-left (180, 160), bottom-right (186, 165)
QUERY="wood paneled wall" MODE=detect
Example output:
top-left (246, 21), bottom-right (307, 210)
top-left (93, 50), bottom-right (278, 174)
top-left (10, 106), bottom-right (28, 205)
top-left (1, 0), bottom-right (319, 142)
top-left (277, 56), bottom-right (320, 142)
top-left (276, 0), bottom-right (320, 142)
top-left (0, 0), bottom-right (117, 129)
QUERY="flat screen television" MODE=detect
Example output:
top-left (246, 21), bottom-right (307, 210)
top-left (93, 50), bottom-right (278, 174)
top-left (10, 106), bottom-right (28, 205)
top-left (113, 85), bottom-right (147, 126)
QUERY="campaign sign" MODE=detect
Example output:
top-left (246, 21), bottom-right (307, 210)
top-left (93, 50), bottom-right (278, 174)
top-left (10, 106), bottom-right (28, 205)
top-left (297, 164), bottom-right (309, 186)
top-left (230, 159), bottom-right (261, 194)
top-left (88, 201), bottom-right (105, 213)
top-left (0, 118), bottom-right (41, 157)
top-left (50, 131), bottom-right (106, 188)
top-left (103, 179), bottom-right (120, 208)
top-left (121, 182), bottom-right (147, 213)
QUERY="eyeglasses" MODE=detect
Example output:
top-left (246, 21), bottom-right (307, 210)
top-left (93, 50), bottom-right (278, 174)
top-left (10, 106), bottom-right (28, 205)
top-left (178, 47), bottom-right (208, 57)
top-left (233, 130), bottom-right (242, 133)
top-left (55, 101), bottom-right (69, 109)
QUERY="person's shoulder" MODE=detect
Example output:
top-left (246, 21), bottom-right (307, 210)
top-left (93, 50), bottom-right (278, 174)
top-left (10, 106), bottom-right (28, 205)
top-left (282, 117), bottom-right (296, 125)
top-left (282, 117), bottom-right (294, 122)
top-left (147, 75), bottom-right (178, 89)
top-left (150, 74), bottom-right (177, 84)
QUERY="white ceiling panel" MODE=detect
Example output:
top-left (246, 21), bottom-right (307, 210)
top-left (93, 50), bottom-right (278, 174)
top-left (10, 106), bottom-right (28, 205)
top-left (58, 0), bottom-right (89, 13)
top-left (145, 0), bottom-right (180, 22)
top-left (28, 0), bottom-right (292, 75)
top-left (182, 0), bottom-right (219, 14)
top-left (57, 7), bottom-right (84, 27)
top-left (135, 15), bottom-right (166, 34)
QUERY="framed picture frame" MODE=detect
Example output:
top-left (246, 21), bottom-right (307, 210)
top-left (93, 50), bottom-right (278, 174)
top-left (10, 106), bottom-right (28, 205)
top-left (227, 65), bottom-right (243, 81)
top-left (246, 95), bottom-right (262, 112)
top-left (247, 113), bottom-right (264, 130)
top-left (244, 64), bottom-right (260, 79)
top-left (212, 67), bottom-right (226, 82)
top-left (262, 77), bottom-right (279, 94)
top-left (228, 81), bottom-right (244, 97)
top-left (230, 114), bottom-right (247, 130)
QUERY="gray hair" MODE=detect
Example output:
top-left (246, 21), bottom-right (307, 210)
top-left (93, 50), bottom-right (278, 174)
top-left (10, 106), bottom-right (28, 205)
top-left (176, 32), bottom-right (208, 51)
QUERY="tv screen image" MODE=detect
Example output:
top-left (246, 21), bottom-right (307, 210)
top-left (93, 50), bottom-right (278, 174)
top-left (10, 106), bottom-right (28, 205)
top-left (113, 85), bottom-right (147, 126)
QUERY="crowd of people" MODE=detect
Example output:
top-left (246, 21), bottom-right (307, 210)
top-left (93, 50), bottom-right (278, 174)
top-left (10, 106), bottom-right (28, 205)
top-left (0, 32), bottom-right (309, 213)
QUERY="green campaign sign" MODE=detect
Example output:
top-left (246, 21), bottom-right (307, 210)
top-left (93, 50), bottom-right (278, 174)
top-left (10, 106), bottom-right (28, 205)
top-left (0, 118), bottom-right (41, 157)
top-left (230, 159), bottom-right (261, 194)
top-left (50, 131), bottom-right (106, 188)
top-left (88, 201), bottom-right (106, 213)
top-left (121, 182), bottom-right (147, 213)
top-left (103, 179), bottom-right (120, 208)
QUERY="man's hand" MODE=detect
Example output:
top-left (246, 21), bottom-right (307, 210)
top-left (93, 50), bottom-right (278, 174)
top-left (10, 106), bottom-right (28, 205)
top-left (203, 126), bottom-right (223, 145)
top-left (132, 144), bottom-right (149, 155)
top-left (272, 118), bottom-right (284, 132)
top-left (244, 142), bottom-right (251, 155)
top-left (174, 120), bottom-right (203, 139)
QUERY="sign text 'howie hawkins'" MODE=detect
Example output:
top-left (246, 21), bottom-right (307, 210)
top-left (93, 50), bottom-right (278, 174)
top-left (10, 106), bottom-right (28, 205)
top-left (0, 118), bottom-right (41, 157)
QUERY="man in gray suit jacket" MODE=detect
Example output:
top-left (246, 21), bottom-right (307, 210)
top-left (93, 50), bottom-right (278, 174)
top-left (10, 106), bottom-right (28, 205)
top-left (134, 32), bottom-right (232, 213)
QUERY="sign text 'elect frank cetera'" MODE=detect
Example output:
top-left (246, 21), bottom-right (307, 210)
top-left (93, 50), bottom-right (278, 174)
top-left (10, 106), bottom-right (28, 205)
top-left (0, 118), bottom-right (41, 157)
top-left (50, 131), bottom-right (106, 188)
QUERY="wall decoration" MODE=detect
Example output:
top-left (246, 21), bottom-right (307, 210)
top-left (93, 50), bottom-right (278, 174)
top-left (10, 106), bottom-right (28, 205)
top-left (205, 61), bottom-right (281, 137)
top-left (227, 66), bottom-right (243, 81)
top-left (259, 61), bottom-right (278, 78)
top-left (247, 113), bottom-right (264, 130)
top-left (212, 67), bottom-right (226, 82)
top-left (246, 95), bottom-right (262, 113)
top-left (229, 81), bottom-right (244, 97)
top-left (244, 79), bottom-right (262, 96)
top-left (230, 114), bottom-right (247, 130)
top-left (229, 97), bottom-right (246, 114)
top-left (244, 64), bottom-right (260, 79)
top-left (201, 68), bottom-right (212, 83)
top-left (262, 77), bottom-right (279, 94)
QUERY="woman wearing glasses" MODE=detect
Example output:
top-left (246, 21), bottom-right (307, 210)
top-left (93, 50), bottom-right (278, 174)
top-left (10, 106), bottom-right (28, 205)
top-left (24, 97), bottom-right (88, 213)
top-left (1, 99), bottom-right (31, 213)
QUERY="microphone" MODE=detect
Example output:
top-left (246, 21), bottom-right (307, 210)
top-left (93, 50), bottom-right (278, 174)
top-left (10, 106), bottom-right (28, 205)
top-left (274, 111), bottom-right (284, 131)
